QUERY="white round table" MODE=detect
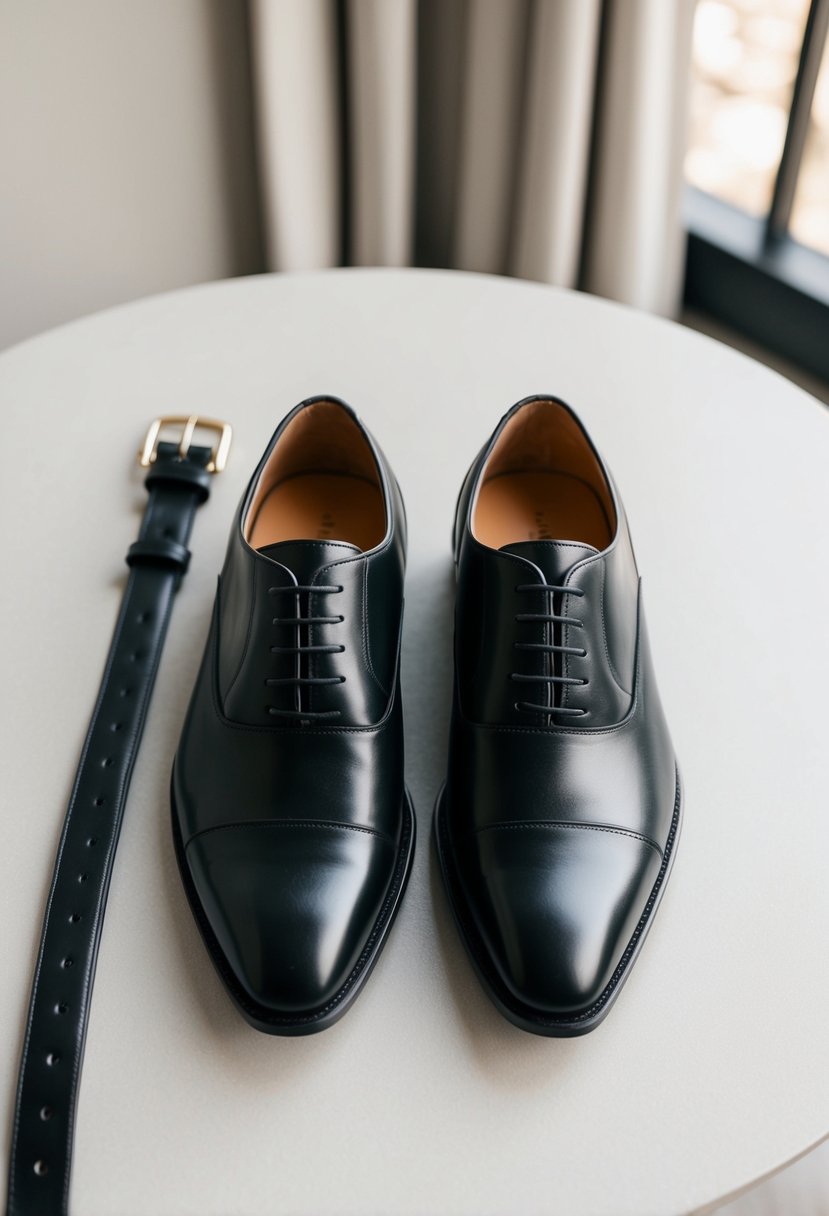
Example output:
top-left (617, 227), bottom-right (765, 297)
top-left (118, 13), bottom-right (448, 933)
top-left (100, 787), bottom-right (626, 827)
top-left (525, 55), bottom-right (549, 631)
top-left (1, 269), bottom-right (827, 1216)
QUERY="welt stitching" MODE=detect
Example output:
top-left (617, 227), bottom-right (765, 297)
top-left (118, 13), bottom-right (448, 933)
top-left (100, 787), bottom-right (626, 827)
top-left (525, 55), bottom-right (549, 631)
top-left (471, 820), bottom-right (663, 858)
top-left (186, 818), bottom-right (397, 849)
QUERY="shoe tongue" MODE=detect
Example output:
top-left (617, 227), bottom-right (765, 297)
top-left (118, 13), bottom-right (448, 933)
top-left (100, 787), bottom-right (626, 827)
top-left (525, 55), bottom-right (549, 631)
top-left (257, 539), bottom-right (361, 584)
top-left (500, 539), bottom-right (598, 584)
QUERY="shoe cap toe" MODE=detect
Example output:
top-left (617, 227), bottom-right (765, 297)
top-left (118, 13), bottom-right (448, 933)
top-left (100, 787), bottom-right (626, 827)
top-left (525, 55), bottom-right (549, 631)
top-left (186, 822), bottom-right (396, 1015)
top-left (460, 823), bottom-right (662, 1015)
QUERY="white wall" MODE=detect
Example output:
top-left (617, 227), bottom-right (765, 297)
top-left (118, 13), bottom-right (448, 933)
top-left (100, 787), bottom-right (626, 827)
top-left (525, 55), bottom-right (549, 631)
top-left (0, 0), bottom-right (263, 349)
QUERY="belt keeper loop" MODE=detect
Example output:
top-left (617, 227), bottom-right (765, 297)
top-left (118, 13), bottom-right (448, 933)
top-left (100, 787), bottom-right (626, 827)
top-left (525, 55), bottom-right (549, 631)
top-left (126, 537), bottom-right (191, 575)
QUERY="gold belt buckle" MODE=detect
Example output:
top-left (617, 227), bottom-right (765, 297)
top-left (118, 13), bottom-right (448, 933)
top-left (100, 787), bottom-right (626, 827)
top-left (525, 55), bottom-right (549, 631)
top-left (138, 415), bottom-right (233, 474)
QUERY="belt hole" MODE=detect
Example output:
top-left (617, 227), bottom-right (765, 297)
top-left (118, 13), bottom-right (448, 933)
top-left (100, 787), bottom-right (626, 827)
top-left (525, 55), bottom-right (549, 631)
top-left (46, 1052), bottom-right (59, 1066)
top-left (68, 913), bottom-right (81, 924)
top-left (110, 722), bottom-right (123, 731)
top-left (78, 873), bottom-right (88, 883)
top-left (61, 957), bottom-right (73, 968)
top-left (93, 797), bottom-right (105, 807)
top-left (101, 757), bottom-right (113, 768)
top-left (39, 1107), bottom-right (53, 1122)
top-left (137, 611), bottom-right (150, 624)
top-left (55, 1002), bottom-right (68, 1015)
top-left (118, 688), bottom-right (131, 698)
top-left (34, 1160), bottom-right (49, 1176)
top-left (86, 836), bottom-right (97, 847)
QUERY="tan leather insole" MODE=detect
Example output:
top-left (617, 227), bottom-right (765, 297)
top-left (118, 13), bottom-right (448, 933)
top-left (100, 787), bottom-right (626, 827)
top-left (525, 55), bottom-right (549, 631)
top-left (475, 471), bottom-right (613, 551)
top-left (248, 473), bottom-right (385, 552)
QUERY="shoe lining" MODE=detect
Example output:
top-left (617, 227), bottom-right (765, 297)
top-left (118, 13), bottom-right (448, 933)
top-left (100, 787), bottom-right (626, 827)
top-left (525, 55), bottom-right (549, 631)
top-left (244, 401), bottom-right (386, 552)
top-left (472, 399), bottom-right (616, 551)
top-left (248, 474), bottom-right (385, 551)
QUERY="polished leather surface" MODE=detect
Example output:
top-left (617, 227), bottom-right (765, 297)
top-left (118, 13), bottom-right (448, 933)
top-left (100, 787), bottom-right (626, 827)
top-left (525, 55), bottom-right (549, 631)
top-left (7, 441), bottom-right (214, 1216)
top-left (439, 396), bottom-right (680, 1032)
top-left (173, 398), bottom-right (413, 1031)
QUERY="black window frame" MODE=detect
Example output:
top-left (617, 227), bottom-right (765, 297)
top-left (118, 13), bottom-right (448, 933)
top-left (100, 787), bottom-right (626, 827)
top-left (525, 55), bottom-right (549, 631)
top-left (682, 0), bottom-right (829, 385)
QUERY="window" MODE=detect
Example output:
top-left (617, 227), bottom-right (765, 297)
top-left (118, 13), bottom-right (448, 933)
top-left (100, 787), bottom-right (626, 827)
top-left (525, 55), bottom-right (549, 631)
top-left (683, 0), bottom-right (829, 383)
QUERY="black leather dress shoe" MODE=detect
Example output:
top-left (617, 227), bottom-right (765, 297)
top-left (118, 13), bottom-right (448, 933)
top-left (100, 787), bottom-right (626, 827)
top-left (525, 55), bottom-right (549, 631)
top-left (172, 397), bottom-right (415, 1034)
top-left (435, 395), bottom-right (682, 1036)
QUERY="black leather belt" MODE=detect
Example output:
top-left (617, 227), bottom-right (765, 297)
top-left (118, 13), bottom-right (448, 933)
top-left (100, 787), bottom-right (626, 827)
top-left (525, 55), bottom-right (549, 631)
top-left (6, 416), bottom-right (232, 1216)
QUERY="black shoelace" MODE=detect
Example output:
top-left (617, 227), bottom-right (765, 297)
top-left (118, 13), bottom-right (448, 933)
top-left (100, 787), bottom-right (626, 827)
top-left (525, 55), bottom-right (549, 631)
top-left (266, 583), bottom-right (345, 720)
top-left (511, 583), bottom-right (588, 717)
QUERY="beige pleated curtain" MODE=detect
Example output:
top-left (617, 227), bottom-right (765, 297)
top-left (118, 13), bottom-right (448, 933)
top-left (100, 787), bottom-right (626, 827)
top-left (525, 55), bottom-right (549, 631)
top-left (250, 0), bottom-right (695, 316)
